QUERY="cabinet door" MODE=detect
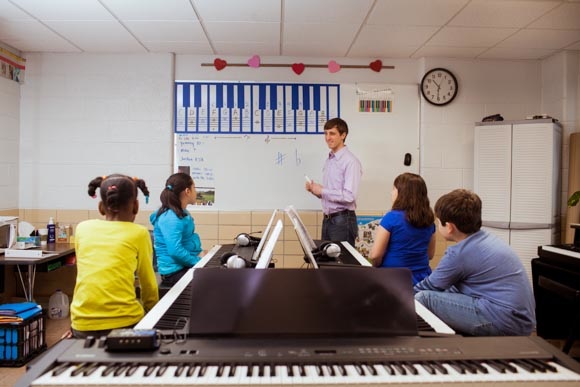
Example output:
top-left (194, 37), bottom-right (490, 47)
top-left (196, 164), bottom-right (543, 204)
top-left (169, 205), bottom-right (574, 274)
top-left (474, 124), bottom-right (512, 226)
top-left (511, 123), bottom-right (561, 226)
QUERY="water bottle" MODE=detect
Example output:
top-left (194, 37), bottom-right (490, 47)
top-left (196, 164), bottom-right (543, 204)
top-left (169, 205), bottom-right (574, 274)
top-left (47, 217), bottom-right (56, 243)
top-left (48, 289), bottom-right (69, 320)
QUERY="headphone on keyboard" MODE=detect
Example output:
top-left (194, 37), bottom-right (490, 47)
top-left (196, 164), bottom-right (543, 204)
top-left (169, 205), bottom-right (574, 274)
top-left (220, 252), bottom-right (256, 269)
top-left (234, 233), bottom-right (261, 247)
top-left (314, 241), bottom-right (341, 261)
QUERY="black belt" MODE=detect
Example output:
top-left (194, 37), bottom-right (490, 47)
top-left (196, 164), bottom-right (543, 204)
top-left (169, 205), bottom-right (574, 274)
top-left (324, 209), bottom-right (355, 220)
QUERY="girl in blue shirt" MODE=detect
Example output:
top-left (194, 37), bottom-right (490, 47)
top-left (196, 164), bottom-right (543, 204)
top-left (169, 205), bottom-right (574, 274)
top-left (370, 173), bottom-right (436, 284)
top-left (150, 173), bottom-right (204, 287)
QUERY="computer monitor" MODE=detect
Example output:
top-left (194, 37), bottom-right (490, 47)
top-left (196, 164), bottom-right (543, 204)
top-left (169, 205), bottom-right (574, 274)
top-left (284, 205), bottom-right (318, 269)
top-left (250, 209), bottom-right (278, 261)
top-left (254, 219), bottom-right (283, 269)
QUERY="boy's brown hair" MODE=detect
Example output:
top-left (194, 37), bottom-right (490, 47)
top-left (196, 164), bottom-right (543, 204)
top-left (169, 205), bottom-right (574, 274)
top-left (434, 189), bottom-right (482, 234)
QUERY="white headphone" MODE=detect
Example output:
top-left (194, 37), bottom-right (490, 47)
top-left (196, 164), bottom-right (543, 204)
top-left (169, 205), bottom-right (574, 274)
top-left (234, 233), bottom-right (261, 247)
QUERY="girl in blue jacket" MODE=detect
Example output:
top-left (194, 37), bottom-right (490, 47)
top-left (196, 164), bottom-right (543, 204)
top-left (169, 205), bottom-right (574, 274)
top-left (150, 173), bottom-right (204, 287)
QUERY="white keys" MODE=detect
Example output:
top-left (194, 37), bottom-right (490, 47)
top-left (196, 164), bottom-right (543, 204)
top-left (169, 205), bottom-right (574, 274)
top-left (31, 359), bottom-right (580, 385)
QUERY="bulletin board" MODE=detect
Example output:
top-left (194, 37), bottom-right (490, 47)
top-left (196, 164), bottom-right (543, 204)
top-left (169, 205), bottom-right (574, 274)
top-left (174, 82), bottom-right (420, 211)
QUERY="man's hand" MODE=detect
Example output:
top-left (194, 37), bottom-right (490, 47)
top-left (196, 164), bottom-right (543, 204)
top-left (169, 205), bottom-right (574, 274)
top-left (306, 181), bottom-right (323, 198)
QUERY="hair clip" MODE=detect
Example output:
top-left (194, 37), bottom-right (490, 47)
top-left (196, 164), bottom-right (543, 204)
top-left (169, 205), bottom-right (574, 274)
top-left (91, 195), bottom-right (97, 199)
top-left (145, 195), bottom-right (149, 204)
top-left (132, 176), bottom-right (139, 182)
top-left (107, 185), bottom-right (117, 191)
top-left (166, 184), bottom-right (173, 191)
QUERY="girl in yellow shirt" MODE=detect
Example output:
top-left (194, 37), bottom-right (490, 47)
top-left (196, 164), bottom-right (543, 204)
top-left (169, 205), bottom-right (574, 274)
top-left (70, 174), bottom-right (159, 338)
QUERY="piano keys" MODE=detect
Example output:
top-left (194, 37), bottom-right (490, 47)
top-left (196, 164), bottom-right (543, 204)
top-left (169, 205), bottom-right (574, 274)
top-left (17, 335), bottom-right (580, 386)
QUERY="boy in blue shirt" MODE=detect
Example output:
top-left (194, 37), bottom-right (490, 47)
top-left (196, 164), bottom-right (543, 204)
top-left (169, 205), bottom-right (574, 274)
top-left (414, 189), bottom-right (535, 336)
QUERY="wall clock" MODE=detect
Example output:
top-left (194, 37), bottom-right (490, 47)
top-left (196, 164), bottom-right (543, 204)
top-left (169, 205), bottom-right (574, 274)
top-left (420, 68), bottom-right (458, 106)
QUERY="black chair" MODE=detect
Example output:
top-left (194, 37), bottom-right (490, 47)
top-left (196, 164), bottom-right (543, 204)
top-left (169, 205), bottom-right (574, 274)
top-left (537, 274), bottom-right (580, 354)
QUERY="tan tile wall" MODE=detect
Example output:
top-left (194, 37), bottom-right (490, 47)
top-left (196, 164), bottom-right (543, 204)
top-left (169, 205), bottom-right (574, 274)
top-left (2, 208), bottom-right (451, 301)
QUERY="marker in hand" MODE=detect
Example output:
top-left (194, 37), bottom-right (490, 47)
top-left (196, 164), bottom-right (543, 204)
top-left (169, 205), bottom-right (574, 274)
top-left (305, 175), bottom-right (312, 184)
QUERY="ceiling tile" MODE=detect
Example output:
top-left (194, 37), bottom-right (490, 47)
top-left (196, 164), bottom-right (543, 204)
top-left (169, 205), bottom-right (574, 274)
top-left (0, 20), bottom-right (59, 41)
top-left (142, 41), bottom-right (213, 54)
top-left (284, 0), bottom-right (373, 23)
top-left (193, 0), bottom-right (280, 22)
top-left (355, 25), bottom-right (439, 47)
top-left (0, 1), bottom-right (34, 20)
top-left (10, 0), bottom-right (114, 20)
top-left (429, 26), bottom-right (517, 47)
top-left (479, 47), bottom-right (556, 60)
top-left (367, 0), bottom-right (468, 26)
top-left (449, 0), bottom-right (559, 28)
top-left (101, 0), bottom-right (197, 21)
top-left (125, 21), bottom-right (206, 42)
top-left (498, 29), bottom-right (580, 49)
top-left (283, 42), bottom-right (349, 57)
top-left (44, 21), bottom-right (146, 52)
top-left (204, 21), bottom-right (279, 42)
top-left (349, 44), bottom-right (419, 58)
top-left (412, 46), bottom-right (486, 59)
top-left (2, 37), bottom-right (80, 52)
top-left (211, 42), bottom-right (279, 56)
top-left (284, 23), bottom-right (359, 45)
top-left (565, 41), bottom-right (580, 50)
top-left (528, 3), bottom-right (580, 29)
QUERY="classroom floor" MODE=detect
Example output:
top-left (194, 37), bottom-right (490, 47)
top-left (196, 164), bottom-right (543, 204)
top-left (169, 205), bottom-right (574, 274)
top-left (0, 316), bottom-right (70, 387)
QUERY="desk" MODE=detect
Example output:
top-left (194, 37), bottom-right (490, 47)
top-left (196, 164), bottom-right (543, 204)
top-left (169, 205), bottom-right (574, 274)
top-left (0, 243), bottom-right (75, 302)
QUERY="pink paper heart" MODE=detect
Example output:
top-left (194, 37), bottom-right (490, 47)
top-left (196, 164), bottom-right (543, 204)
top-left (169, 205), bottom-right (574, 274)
top-left (328, 60), bottom-right (341, 73)
top-left (292, 63), bottom-right (305, 75)
top-left (247, 55), bottom-right (261, 68)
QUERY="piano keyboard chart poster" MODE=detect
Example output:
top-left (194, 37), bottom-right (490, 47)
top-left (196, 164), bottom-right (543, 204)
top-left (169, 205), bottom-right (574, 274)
top-left (174, 82), bottom-right (340, 134)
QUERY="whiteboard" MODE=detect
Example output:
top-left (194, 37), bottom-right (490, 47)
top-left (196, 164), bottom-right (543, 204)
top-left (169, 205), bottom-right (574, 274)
top-left (175, 83), bottom-right (419, 211)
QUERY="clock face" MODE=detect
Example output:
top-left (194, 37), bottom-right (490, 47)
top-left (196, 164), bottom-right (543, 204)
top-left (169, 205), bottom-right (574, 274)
top-left (421, 68), bottom-right (458, 106)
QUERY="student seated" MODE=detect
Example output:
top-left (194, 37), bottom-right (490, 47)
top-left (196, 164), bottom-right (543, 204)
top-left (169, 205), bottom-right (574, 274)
top-left (369, 173), bottom-right (436, 285)
top-left (150, 173), bottom-right (204, 287)
top-left (414, 189), bottom-right (535, 336)
top-left (70, 174), bottom-right (159, 339)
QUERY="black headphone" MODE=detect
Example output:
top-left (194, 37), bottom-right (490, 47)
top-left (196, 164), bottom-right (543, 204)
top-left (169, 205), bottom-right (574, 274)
top-left (219, 252), bottom-right (256, 269)
top-left (314, 241), bottom-right (341, 261)
top-left (234, 233), bottom-right (261, 247)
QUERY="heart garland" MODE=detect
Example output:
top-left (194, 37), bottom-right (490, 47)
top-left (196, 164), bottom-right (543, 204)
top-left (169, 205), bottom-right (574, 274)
top-left (209, 58), bottom-right (385, 74)
top-left (214, 58), bottom-right (227, 71)
top-left (291, 63), bottom-right (305, 75)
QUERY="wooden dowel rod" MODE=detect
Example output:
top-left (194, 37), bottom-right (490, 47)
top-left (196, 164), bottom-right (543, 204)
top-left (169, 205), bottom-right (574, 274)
top-left (201, 63), bottom-right (395, 69)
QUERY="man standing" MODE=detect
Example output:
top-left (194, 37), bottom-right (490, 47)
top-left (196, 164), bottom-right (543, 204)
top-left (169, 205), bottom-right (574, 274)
top-left (306, 117), bottom-right (362, 246)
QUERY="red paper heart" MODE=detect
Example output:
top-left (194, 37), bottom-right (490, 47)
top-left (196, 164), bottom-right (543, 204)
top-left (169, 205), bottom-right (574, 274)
top-left (292, 63), bottom-right (305, 75)
top-left (369, 59), bottom-right (382, 72)
top-left (214, 58), bottom-right (227, 71)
